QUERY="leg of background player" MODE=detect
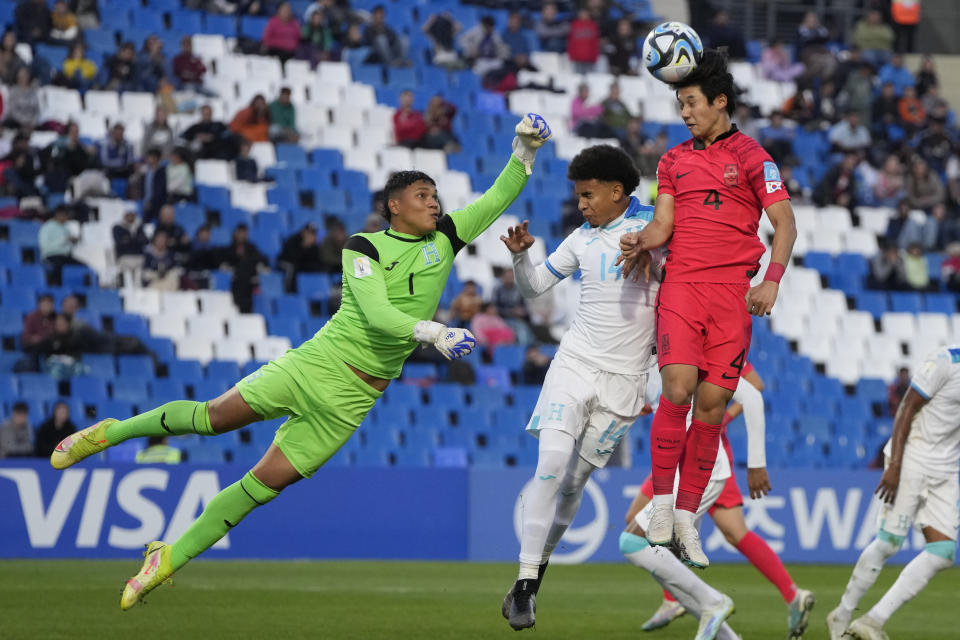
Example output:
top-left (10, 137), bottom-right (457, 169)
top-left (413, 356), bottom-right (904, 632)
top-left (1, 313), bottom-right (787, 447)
top-left (855, 527), bottom-right (953, 633)
top-left (541, 453), bottom-right (596, 562)
top-left (828, 532), bottom-right (901, 635)
top-left (620, 523), bottom-right (735, 640)
top-left (712, 506), bottom-right (798, 603)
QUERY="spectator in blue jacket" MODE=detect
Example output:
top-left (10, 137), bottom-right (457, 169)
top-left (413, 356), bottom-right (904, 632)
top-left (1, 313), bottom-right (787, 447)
top-left (878, 53), bottom-right (915, 97)
top-left (97, 123), bottom-right (135, 180)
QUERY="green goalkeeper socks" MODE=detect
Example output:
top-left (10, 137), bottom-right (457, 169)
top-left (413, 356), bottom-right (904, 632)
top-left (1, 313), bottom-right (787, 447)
top-left (169, 471), bottom-right (280, 570)
top-left (105, 400), bottom-right (215, 445)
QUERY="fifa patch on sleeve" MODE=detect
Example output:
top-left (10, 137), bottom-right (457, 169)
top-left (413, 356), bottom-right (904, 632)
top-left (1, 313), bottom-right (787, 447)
top-left (353, 256), bottom-right (373, 278)
top-left (763, 161), bottom-right (781, 182)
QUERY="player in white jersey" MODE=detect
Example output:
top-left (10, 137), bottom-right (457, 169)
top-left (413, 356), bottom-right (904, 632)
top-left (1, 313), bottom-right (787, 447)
top-left (828, 345), bottom-right (960, 640)
top-left (498, 145), bottom-right (660, 631)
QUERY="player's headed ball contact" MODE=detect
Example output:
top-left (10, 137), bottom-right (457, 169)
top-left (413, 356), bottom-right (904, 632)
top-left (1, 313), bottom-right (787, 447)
top-left (642, 21), bottom-right (703, 84)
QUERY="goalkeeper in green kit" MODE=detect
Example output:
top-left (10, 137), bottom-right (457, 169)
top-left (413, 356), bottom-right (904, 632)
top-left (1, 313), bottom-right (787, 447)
top-left (49, 113), bottom-right (552, 610)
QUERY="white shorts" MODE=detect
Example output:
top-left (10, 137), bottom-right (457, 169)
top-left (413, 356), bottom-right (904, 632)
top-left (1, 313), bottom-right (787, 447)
top-left (526, 351), bottom-right (648, 468)
top-left (878, 458), bottom-right (960, 542)
top-left (634, 474), bottom-right (727, 532)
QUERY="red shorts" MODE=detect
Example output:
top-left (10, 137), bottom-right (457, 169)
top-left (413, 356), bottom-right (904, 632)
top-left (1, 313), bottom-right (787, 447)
top-left (638, 431), bottom-right (744, 511)
top-left (655, 281), bottom-right (753, 391)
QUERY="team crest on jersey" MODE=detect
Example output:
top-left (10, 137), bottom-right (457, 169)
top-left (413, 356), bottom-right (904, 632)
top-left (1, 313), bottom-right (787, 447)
top-left (723, 164), bottom-right (738, 185)
top-left (421, 242), bottom-right (441, 265)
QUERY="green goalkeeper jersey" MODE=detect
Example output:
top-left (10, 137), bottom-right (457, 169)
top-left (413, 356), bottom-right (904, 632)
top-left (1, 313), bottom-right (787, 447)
top-left (306, 155), bottom-right (528, 379)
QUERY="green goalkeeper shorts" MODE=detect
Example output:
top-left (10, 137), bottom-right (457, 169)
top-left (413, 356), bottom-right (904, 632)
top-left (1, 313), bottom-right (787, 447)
top-left (236, 337), bottom-right (382, 478)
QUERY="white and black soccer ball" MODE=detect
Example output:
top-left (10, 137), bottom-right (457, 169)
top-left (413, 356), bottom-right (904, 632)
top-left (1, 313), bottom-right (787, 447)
top-left (642, 21), bottom-right (704, 84)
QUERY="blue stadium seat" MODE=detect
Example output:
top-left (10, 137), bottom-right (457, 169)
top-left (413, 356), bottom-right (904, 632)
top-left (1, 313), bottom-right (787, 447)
top-left (254, 212), bottom-right (288, 237)
top-left (474, 91), bottom-right (506, 115)
top-left (310, 148), bottom-right (343, 171)
top-left (351, 65), bottom-right (383, 86)
top-left (924, 293), bottom-right (956, 314)
top-left (427, 383), bottom-right (466, 409)
top-left (150, 379), bottom-right (187, 403)
top-left (336, 169), bottom-right (369, 193)
top-left (830, 271), bottom-right (864, 295)
top-left (166, 360), bottom-right (204, 386)
top-left (106, 440), bottom-right (144, 462)
top-left (511, 386), bottom-right (541, 410)
top-left (0, 351), bottom-right (23, 373)
top-left (11, 264), bottom-right (46, 288)
top-left (117, 355), bottom-right (155, 379)
top-left (0, 374), bottom-right (18, 401)
top-left (810, 376), bottom-right (844, 400)
top-left (412, 406), bottom-right (451, 428)
top-left (275, 143), bottom-right (308, 168)
top-left (274, 295), bottom-right (309, 318)
top-left (240, 15), bottom-right (269, 39)
top-left (383, 383), bottom-right (422, 409)
top-left (70, 376), bottom-right (108, 402)
top-left (183, 442), bottom-right (226, 464)
top-left (469, 386), bottom-right (505, 408)
top-left (82, 354), bottom-right (115, 378)
top-left (93, 400), bottom-right (135, 421)
top-left (143, 336), bottom-right (177, 364)
top-left (85, 289), bottom-right (123, 314)
top-left (192, 378), bottom-right (232, 401)
top-left (0, 308), bottom-right (21, 335)
top-left (297, 272), bottom-right (333, 297)
top-left (206, 360), bottom-right (241, 384)
top-left (112, 314), bottom-right (150, 339)
top-left (18, 373), bottom-right (59, 402)
top-left (257, 271), bottom-right (285, 298)
top-left (801, 416), bottom-right (834, 440)
top-left (803, 251), bottom-right (835, 278)
top-left (1, 286), bottom-right (36, 312)
top-left (203, 13), bottom-right (237, 36)
top-left (197, 185), bottom-right (231, 211)
top-left (112, 379), bottom-right (149, 404)
top-left (267, 316), bottom-right (303, 343)
top-left (791, 437), bottom-right (827, 468)
top-left (827, 436), bottom-right (869, 468)
top-left (170, 9), bottom-right (204, 32)
top-left (494, 407), bottom-right (527, 431)
top-left (856, 378), bottom-right (889, 403)
top-left (889, 292), bottom-right (923, 314)
top-left (855, 291), bottom-right (888, 319)
top-left (402, 363), bottom-right (438, 381)
top-left (313, 189), bottom-right (347, 214)
top-left (492, 344), bottom-right (526, 373)
top-left (836, 252), bottom-right (869, 277)
top-left (476, 365), bottom-right (511, 389)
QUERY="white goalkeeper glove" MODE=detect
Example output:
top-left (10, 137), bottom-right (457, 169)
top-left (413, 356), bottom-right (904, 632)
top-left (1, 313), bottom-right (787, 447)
top-left (413, 320), bottom-right (477, 360)
top-left (512, 112), bottom-right (552, 175)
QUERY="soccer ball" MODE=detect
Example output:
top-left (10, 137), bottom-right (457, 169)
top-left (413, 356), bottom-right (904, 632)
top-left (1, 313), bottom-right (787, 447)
top-left (642, 22), bottom-right (703, 84)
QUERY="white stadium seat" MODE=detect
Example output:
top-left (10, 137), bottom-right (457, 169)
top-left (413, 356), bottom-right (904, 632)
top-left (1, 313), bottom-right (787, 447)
top-left (192, 35), bottom-right (227, 61)
top-left (840, 311), bottom-right (876, 337)
top-left (412, 149), bottom-right (447, 175)
top-left (253, 336), bottom-right (292, 361)
top-left (119, 92), bottom-right (156, 122)
top-left (121, 289), bottom-right (161, 316)
top-left (84, 90), bottom-right (121, 117)
top-left (249, 141), bottom-right (277, 170)
top-left (880, 312), bottom-right (917, 341)
top-left (213, 338), bottom-right (253, 364)
top-left (826, 357), bottom-right (861, 385)
top-left (916, 312), bottom-right (950, 341)
top-left (150, 316), bottom-right (187, 340)
top-left (319, 61), bottom-right (351, 87)
top-left (229, 182), bottom-right (269, 211)
top-left (247, 55), bottom-right (283, 80)
top-left (176, 337), bottom-right (215, 364)
top-left (186, 316), bottom-right (226, 340)
top-left (226, 314), bottom-right (267, 340)
top-left (160, 291), bottom-right (200, 317)
top-left (770, 312), bottom-right (806, 341)
top-left (197, 290), bottom-right (237, 317)
top-left (195, 159), bottom-right (234, 186)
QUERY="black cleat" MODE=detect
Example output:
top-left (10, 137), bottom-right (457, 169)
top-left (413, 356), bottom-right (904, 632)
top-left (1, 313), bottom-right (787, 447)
top-left (508, 579), bottom-right (537, 630)
top-left (501, 563), bottom-right (548, 619)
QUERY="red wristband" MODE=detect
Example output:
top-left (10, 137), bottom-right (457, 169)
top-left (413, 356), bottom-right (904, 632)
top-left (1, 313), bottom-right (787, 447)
top-left (763, 262), bottom-right (786, 284)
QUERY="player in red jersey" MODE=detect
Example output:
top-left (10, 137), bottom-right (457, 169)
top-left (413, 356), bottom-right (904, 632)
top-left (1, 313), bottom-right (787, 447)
top-left (617, 50), bottom-right (797, 567)
top-left (625, 363), bottom-right (816, 639)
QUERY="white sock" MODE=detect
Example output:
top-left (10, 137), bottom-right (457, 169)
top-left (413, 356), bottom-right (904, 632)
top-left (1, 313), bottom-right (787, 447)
top-left (541, 454), bottom-right (596, 563)
top-left (839, 536), bottom-right (899, 613)
top-left (868, 549), bottom-right (952, 625)
top-left (652, 493), bottom-right (673, 507)
top-left (518, 430), bottom-right (576, 579)
top-left (674, 509), bottom-right (695, 525)
top-left (623, 542), bottom-right (723, 607)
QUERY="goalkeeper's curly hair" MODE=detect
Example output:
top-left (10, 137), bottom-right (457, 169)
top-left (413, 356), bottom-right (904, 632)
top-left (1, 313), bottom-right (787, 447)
top-left (566, 145), bottom-right (640, 195)
top-left (670, 48), bottom-right (736, 116)
top-left (382, 170), bottom-right (437, 221)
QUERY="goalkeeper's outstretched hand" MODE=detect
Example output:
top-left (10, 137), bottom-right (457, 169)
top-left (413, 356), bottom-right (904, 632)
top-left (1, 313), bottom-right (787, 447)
top-left (512, 113), bottom-right (552, 175)
top-left (413, 321), bottom-right (478, 360)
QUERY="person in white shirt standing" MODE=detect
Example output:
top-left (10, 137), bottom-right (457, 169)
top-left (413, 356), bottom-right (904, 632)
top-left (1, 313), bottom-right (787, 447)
top-left (499, 144), bottom-right (670, 630)
top-left (828, 345), bottom-right (960, 640)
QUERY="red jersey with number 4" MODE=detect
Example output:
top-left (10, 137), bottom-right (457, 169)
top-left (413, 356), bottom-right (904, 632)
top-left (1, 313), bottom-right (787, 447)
top-left (656, 125), bottom-right (790, 283)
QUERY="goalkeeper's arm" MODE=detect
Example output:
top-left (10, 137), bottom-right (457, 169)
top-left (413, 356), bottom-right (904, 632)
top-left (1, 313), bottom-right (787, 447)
top-left (342, 248), bottom-right (477, 360)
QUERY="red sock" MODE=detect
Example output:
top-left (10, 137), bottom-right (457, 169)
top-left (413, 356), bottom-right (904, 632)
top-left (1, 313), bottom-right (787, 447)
top-left (736, 531), bottom-right (797, 603)
top-left (675, 419), bottom-right (722, 512)
top-left (662, 588), bottom-right (676, 602)
top-left (650, 396), bottom-right (691, 495)
top-left (720, 410), bottom-right (734, 429)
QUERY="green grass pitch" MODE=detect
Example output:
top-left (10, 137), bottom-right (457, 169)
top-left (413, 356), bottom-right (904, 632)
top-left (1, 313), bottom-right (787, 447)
top-left (2, 560), bottom-right (958, 639)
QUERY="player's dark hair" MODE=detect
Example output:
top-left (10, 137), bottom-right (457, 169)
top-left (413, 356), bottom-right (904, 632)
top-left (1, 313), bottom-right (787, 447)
top-left (567, 144), bottom-right (640, 195)
top-left (382, 170), bottom-right (436, 220)
top-left (671, 48), bottom-right (736, 116)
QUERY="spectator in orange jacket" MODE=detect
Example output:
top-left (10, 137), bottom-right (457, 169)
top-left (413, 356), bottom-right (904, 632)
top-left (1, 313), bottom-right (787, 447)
top-left (229, 95), bottom-right (271, 143)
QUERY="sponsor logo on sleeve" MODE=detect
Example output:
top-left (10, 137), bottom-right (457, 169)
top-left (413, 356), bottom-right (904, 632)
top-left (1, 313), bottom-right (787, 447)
top-left (353, 256), bottom-right (373, 278)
